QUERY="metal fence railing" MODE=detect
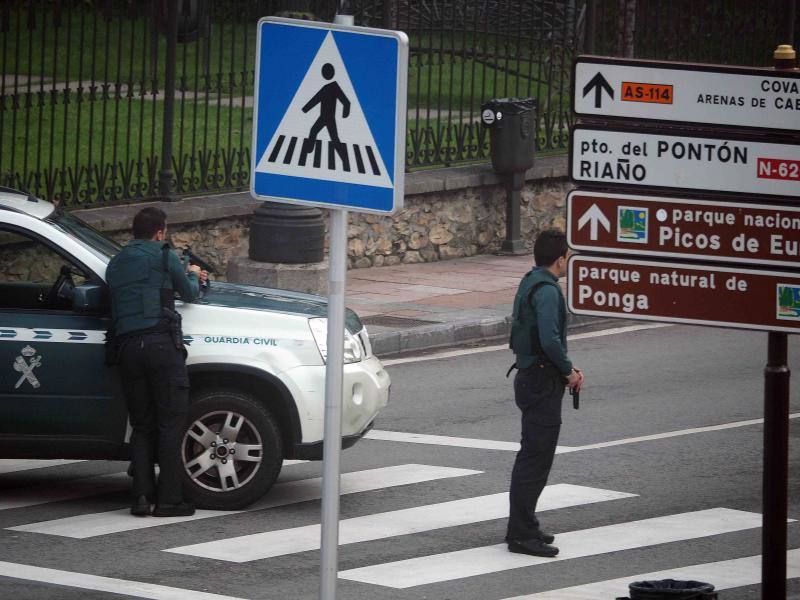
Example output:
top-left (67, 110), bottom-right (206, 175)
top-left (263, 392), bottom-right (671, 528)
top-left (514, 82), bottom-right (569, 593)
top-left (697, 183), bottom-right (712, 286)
top-left (0, 1), bottom-right (581, 206)
top-left (1, 1), bottom-right (796, 207)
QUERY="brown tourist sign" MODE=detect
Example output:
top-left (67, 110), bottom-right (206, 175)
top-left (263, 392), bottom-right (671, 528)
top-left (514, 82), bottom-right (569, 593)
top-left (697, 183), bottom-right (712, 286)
top-left (566, 190), bottom-right (800, 267)
top-left (568, 255), bottom-right (800, 333)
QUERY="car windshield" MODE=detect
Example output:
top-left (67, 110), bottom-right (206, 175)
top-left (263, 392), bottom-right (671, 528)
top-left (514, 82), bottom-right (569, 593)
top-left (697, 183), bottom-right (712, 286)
top-left (45, 210), bottom-right (122, 260)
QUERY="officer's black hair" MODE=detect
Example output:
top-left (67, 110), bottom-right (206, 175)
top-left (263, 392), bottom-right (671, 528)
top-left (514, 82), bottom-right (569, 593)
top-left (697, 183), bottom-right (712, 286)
top-left (533, 229), bottom-right (568, 267)
top-left (132, 206), bottom-right (168, 240)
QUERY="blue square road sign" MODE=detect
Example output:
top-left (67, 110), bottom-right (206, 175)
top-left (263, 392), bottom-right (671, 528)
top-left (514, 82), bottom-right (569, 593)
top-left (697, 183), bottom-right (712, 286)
top-left (251, 17), bottom-right (408, 214)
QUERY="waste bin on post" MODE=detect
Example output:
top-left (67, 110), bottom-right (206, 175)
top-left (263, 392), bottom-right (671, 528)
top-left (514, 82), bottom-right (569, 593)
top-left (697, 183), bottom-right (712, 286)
top-left (481, 97), bottom-right (537, 253)
top-left (616, 578), bottom-right (717, 600)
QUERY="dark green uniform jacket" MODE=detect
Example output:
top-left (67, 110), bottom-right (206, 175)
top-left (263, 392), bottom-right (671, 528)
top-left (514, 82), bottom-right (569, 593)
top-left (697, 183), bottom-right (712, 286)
top-left (509, 267), bottom-right (572, 376)
top-left (106, 239), bottom-right (199, 337)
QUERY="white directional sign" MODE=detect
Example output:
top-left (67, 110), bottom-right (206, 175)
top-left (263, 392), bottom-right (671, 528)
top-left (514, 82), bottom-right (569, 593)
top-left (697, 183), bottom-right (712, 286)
top-left (571, 125), bottom-right (800, 198)
top-left (574, 56), bottom-right (800, 132)
top-left (251, 17), bottom-right (408, 213)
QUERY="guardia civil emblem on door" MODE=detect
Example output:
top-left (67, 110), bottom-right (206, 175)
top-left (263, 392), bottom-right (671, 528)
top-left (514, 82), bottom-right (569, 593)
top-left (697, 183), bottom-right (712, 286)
top-left (13, 345), bottom-right (42, 389)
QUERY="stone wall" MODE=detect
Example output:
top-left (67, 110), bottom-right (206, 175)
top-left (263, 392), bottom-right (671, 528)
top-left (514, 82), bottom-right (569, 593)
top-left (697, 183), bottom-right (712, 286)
top-left (345, 179), bottom-right (568, 268)
top-left (76, 156), bottom-right (570, 277)
top-left (106, 217), bottom-right (251, 277)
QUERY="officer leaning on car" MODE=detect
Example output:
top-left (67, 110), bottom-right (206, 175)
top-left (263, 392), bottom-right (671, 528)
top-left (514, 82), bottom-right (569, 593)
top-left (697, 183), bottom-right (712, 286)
top-left (106, 206), bottom-right (207, 517)
top-left (505, 229), bottom-right (584, 557)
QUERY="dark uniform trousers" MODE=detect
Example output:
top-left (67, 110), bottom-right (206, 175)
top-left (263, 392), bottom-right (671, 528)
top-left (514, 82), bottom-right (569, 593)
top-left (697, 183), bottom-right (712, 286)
top-left (506, 363), bottom-right (565, 541)
top-left (119, 331), bottom-right (189, 505)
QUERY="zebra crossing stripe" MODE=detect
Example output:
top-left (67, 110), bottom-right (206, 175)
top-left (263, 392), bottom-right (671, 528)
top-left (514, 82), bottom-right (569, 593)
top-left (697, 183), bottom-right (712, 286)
top-left (165, 483), bottom-right (635, 562)
top-left (364, 430), bottom-right (525, 451)
top-left (0, 459), bottom-right (303, 512)
top-left (338, 508), bottom-right (770, 588)
top-left (8, 464), bottom-right (479, 538)
top-left (503, 549), bottom-right (800, 599)
top-left (266, 137), bottom-right (382, 176)
top-left (0, 560), bottom-right (249, 600)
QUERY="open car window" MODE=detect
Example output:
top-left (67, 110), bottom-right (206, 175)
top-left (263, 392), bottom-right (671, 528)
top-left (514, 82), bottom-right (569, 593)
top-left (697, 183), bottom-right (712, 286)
top-left (0, 228), bottom-right (89, 310)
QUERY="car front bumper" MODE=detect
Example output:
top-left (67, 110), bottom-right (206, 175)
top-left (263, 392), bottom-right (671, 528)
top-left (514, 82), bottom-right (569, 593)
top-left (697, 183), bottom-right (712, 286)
top-left (282, 354), bottom-right (390, 448)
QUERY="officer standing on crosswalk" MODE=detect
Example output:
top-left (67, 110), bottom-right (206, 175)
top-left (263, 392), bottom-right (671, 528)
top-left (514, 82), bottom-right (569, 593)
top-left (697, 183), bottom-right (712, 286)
top-left (107, 207), bottom-right (204, 517)
top-left (506, 229), bottom-right (584, 557)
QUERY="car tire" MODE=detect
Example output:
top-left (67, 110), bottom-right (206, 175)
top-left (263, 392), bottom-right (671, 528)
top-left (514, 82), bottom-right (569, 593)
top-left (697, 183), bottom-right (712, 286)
top-left (182, 389), bottom-right (283, 510)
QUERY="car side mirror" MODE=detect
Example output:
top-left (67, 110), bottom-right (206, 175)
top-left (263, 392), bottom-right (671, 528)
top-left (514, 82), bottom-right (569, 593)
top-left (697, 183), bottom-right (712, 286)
top-left (72, 283), bottom-right (108, 312)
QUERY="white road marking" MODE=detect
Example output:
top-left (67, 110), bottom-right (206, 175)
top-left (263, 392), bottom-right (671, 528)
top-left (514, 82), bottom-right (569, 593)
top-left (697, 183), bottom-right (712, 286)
top-left (8, 464), bottom-right (480, 538)
top-left (366, 412), bottom-right (800, 453)
top-left (504, 549), bottom-right (800, 599)
top-left (338, 508), bottom-right (769, 588)
top-left (364, 430), bottom-right (524, 451)
top-left (381, 323), bottom-right (671, 366)
top-left (0, 472), bottom-right (128, 511)
top-left (558, 413), bottom-right (800, 453)
top-left (0, 560), bottom-right (248, 600)
top-left (166, 483), bottom-right (635, 562)
top-left (0, 459), bottom-right (84, 475)
top-left (0, 460), bottom-right (303, 511)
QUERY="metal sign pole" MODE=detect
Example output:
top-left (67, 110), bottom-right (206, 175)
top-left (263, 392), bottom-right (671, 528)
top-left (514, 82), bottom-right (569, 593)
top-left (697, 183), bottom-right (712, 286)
top-left (762, 40), bottom-right (795, 600)
top-left (319, 207), bottom-right (348, 600)
top-left (249, 11), bottom-right (406, 596)
top-left (762, 331), bottom-right (790, 599)
top-left (319, 10), bottom-right (355, 600)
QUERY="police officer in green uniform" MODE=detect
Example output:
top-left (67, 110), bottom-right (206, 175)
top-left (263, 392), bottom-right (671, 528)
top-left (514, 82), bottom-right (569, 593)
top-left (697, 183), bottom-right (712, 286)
top-left (506, 229), bottom-right (584, 556)
top-left (106, 207), bottom-right (204, 517)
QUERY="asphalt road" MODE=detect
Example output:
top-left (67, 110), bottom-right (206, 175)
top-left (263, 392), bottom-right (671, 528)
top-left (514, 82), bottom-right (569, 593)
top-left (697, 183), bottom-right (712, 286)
top-left (0, 323), bottom-right (798, 599)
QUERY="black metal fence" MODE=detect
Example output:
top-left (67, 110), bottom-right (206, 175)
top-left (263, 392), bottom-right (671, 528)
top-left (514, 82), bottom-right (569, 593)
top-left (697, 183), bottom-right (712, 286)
top-left (0, 0), bottom-right (581, 206)
top-left (0, 1), bottom-right (796, 207)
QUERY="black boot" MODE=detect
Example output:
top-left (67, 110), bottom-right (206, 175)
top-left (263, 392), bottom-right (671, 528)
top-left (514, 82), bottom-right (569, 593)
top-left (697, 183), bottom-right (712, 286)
top-left (130, 494), bottom-right (151, 516)
top-left (534, 529), bottom-right (555, 544)
top-left (507, 538), bottom-right (559, 557)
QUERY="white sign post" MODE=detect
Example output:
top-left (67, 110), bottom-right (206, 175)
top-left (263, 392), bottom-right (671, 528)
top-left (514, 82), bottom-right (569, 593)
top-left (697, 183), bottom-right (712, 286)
top-left (250, 16), bottom-right (407, 600)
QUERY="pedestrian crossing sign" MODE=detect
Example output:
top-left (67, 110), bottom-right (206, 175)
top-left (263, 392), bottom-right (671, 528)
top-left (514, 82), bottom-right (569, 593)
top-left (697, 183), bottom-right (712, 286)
top-left (251, 17), bottom-right (408, 214)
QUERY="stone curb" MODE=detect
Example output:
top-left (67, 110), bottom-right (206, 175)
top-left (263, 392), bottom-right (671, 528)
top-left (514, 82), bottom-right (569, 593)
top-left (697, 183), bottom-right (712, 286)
top-left (370, 313), bottom-right (608, 358)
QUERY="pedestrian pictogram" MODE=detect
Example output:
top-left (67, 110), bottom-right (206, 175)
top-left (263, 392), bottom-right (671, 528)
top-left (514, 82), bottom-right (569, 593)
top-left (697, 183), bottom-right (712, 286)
top-left (304, 62), bottom-right (351, 144)
top-left (251, 20), bottom-right (407, 213)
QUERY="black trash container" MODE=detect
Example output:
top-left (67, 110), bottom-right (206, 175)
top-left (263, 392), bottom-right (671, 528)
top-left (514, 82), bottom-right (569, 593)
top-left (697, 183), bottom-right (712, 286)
top-left (617, 579), bottom-right (717, 600)
top-left (480, 97), bottom-right (537, 173)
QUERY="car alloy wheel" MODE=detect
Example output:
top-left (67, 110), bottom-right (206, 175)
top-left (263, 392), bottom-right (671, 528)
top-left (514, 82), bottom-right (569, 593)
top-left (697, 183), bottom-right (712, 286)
top-left (182, 389), bottom-right (283, 510)
top-left (183, 410), bottom-right (263, 492)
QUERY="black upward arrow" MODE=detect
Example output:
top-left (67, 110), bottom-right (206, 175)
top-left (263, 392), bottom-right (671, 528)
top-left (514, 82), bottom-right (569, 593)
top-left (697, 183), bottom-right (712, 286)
top-left (583, 72), bottom-right (614, 109)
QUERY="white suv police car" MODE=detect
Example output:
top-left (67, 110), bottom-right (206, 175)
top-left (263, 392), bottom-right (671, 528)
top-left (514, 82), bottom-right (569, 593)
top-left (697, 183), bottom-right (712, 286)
top-left (0, 188), bottom-right (390, 509)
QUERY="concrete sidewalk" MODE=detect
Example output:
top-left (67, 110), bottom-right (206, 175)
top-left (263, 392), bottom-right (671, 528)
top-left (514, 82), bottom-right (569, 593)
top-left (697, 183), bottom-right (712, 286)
top-left (345, 253), bottom-right (599, 357)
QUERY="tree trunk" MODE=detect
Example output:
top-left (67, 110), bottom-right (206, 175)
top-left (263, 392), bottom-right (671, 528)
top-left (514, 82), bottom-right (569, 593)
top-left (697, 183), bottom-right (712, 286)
top-left (616, 0), bottom-right (636, 57)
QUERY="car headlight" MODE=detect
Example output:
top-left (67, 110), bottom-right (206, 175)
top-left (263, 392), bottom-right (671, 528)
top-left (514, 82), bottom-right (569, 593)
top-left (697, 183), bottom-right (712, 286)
top-left (308, 318), bottom-right (364, 364)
